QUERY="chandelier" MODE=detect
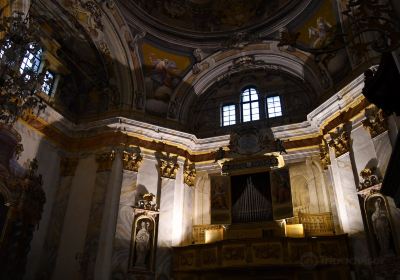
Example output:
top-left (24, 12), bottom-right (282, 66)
top-left (0, 10), bottom-right (46, 126)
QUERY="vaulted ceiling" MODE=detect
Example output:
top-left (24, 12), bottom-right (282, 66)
top-left (32, 0), bottom-right (379, 136)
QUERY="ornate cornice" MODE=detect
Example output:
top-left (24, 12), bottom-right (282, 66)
top-left (18, 74), bottom-right (370, 163)
top-left (60, 157), bottom-right (79, 177)
top-left (122, 146), bottom-right (142, 172)
top-left (362, 106), bottom-right (388, 138)
top-left (183, 159), bottom-right (196, 187)
top-left (155, 152), bottom-right (179, 179)
top-left (328, 125), bottom-right (351, 158)
top-left (95, 150), bottom-right (115, 172)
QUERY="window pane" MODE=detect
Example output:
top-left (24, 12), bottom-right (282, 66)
top-left (41, 71), bottom-right (55, 95)
top-left (243, 115), bottom-right (251, 122)
top-left (242, 103), bottom-right (250, 110)
top-left (222, 105), bottom-right (236, 126)
top-left (251, 102), bottom-right (259, 109)
top-left (267, 96), bottom-right (282, 118)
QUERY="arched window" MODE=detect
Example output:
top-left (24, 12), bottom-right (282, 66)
top-left (19, 44), bottom-right (42, 80)
top-left (241, 87), bottom-right (260, 122)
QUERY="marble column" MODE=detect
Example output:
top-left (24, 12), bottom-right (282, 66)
top-left (155, 152), bottom-right (180, 279)
top-left (111, 148), bottom-right (143, 278)
top-left (327, 126), bottom-right (370, 263)
top-left (36, 156), bottom-right (79, 280)
top-left (181, 160), bottom-right (196, 245)
top-left (80, 151), bottom-right (116, 280)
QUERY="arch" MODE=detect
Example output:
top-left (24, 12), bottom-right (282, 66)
top-left (170, 42), bottom-right (326, 123)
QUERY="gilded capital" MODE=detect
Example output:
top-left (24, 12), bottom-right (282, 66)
top-left (319, 138), bottom-right (330, 169)
top-left (183, 159), bottom-right (196, 187)
top-left (60, 157), bottom-right (79, 177)
top-left (362, 106), bottom-right (388, 138)
top-left (95, 150), bottom-right (115, 172)
top-left (328, 126), bottom-right (351, 158)
top-left (122, 146), bottom-right (142, 172)
top-left (155, 152), bottom-right (179, 179)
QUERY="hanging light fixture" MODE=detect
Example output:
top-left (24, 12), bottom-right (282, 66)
top-left (0, 9), bottom-right (46, 126)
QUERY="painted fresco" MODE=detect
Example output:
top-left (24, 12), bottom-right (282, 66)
top-left (141, 42), bottom-right (192, 116)
top-left (135, 0), bottom-right (292, 33)
top-left (270, 168), bottom-right (293, 220)
top-left (291, 0), bottom-right (351, 85)
top-left (295, 1), bottom-right (337, 49)
top-left (210, 175), bottom-right (231, 224)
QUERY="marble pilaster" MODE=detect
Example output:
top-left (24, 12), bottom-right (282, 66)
top-left (80, 151), bottom-right (116, 280)
top-left (111, 170), bottom-right (139, 278)
top-left (36, 157), bottom-right (79, 280)
top-left (94, 152), bottom-right (123, 280)
top-left (52, 156), bottom-right (97, 280)
top-left (156, 178), bottom-right (176, 279)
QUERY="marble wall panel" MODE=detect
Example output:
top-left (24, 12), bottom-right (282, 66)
top-left (372, 131), bottom-right (392, 176)
top-left (82, 171), bottom-right (112, 279)
top-left (351, 126), bottom-right (378, 188)
top-left (193, 171), bottom-right (211, 226)
top-left (137, 158), bottom-right (159, 196)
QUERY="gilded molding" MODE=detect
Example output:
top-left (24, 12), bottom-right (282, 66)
top-left (60, 157), bottom-right (79, 177)
top-left (122, 146), bottom-right (142, 172)
top-left (95, 150), bottom-right (115, 172)
top-left (155, 152), bottom-right (179, 179)
top-left (183, 159), bottom-right (196, 187)
top-left (319, 138), bottom-right (330, 169)
top-left (362, 106), bottom-right (388, 138)
top-left (328, 126), bottom-right (351, 158)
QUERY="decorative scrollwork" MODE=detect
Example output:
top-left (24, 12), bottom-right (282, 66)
top-left (183, 159), bottom-right (196, 187)
top-left (155, 152), bottom-right (179, 179)
top-left (95, 150), bottom-right (116, 172)
top-left (358, 167), bottom-right (381, 191)
top-left (122, 146), bottom-right (142, 172)
top-left (328, 126), bottom-right (351, 158)
top-left (362, 106), bottom-right (388, 138)
top-left (319, 138), bottom-right (331, 169)
top-left (135, 193), bottom-right (158, 211)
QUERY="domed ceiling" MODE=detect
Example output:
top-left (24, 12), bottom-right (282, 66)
top-left (131, 0), bottom-right (294, 34)
top-left (35, 0), bottom-right (379, 136)
top-left (117, 0), bottom-right (307, 44)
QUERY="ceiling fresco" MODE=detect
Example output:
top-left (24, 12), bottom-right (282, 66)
top-left (133, 0), bottom-right (291, 33)
top-left (28, 0), bottom-right (380, 136)
top-left (141, 41), bottom-right (192, 117)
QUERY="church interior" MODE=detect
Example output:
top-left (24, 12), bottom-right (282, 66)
top-left (1, 0), bottom-right (400, 279)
